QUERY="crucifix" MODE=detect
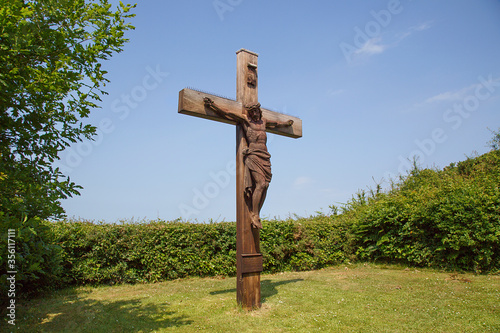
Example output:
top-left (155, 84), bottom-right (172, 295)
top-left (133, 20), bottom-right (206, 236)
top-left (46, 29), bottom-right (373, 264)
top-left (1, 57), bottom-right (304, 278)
top-left (178, 49), bottom-right (302, 310)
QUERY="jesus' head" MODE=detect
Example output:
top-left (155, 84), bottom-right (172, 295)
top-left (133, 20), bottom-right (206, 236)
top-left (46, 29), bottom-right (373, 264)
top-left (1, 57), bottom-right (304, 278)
top-left (246, 103), bottom-right (262, 121)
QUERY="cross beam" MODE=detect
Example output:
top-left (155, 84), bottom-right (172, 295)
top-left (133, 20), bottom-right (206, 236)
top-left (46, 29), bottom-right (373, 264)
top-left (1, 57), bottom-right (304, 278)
top-left (178, 49), bottom-right (302, 310)
top-left (178, 88), bottom-right (302, 138)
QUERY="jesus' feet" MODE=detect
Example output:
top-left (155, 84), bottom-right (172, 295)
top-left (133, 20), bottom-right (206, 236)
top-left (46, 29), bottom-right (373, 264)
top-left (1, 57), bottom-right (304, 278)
top-left (250, 213), bottom-right (262, 229)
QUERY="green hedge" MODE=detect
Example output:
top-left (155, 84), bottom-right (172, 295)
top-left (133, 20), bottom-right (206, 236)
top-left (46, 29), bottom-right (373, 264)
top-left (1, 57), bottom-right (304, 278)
top-left (351, 150), bottom-right (500, 273)
top-left (51, 217), bottom-right (350, 286)
top-left (261, 218), bottom-right (350, 273)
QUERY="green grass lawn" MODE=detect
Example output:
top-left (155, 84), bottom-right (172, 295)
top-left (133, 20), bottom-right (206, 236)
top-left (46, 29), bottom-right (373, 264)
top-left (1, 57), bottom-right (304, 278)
top-left (4, 264), bottom-right (499, 332)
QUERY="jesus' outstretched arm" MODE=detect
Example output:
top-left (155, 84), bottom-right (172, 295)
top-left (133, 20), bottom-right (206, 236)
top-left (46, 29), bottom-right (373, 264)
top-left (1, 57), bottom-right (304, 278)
top-left (266, 119), bottom-right (294, 129)
top-left (204, 97), bottom-right (247, 124)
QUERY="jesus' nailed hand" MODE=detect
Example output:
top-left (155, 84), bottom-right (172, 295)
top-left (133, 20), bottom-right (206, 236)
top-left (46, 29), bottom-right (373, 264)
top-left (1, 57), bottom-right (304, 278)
top-left (203, 97), bottom-right (294, 229)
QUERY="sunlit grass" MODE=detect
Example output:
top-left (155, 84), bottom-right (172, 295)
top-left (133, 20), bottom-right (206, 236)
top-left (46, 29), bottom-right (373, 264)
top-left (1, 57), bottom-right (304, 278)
top-left (7, 264), bottom-right (500, 332)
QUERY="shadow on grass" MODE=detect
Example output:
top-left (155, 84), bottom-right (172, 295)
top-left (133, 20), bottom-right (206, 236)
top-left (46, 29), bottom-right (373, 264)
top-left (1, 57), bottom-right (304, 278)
top-left (261, 279), bottom-right (303, 302)
top-left (210, 278), bottom-right (303, 303)
top-left (25, 290), bottom-right (193, 332)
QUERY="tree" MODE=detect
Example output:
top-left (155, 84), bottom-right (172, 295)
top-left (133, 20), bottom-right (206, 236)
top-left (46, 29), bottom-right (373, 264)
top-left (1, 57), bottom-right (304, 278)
top-left (0, 0), bottom-right (136, 220)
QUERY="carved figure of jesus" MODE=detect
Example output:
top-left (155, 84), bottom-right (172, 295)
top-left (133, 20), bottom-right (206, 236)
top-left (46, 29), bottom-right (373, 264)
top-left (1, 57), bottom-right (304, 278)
top-left (204, 97), bottom-right (294, 229)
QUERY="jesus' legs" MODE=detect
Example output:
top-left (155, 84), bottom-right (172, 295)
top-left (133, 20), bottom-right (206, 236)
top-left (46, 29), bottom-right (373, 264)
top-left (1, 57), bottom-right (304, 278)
top-left (249, 171), bottom-right (268, 229)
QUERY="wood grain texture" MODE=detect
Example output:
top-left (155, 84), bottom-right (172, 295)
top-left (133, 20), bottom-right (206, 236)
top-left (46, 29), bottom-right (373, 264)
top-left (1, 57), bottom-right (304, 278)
top-left (241, 272), bottom-right (260, 310)
top-left (240, 254), bottom-right (263, 274)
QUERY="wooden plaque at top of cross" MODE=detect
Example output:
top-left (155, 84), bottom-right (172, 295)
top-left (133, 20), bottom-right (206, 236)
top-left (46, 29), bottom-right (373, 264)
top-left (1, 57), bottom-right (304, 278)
top-left (178, 49), bottom-right (302, 310)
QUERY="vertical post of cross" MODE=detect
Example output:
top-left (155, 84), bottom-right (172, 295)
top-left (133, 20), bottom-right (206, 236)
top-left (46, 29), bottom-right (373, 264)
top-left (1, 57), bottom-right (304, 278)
top-left (235, 49), bottom-right (262, 310)
top-left (178, 48), bottom-right (302, 310)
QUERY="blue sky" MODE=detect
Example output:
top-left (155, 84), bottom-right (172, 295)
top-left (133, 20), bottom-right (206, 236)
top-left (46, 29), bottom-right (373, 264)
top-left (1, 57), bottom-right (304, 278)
top-left (58, 0), bottom-right (500, 223)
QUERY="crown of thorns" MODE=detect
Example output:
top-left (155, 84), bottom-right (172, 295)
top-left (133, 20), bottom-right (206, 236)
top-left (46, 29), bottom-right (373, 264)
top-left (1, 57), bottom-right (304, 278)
top-left (245, 103), bottom-right (261, 112)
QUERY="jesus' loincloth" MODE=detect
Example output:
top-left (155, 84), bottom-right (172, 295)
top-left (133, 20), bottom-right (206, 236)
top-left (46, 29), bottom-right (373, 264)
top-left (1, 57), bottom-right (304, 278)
top-left (243, 148), bottom-right (272, 197)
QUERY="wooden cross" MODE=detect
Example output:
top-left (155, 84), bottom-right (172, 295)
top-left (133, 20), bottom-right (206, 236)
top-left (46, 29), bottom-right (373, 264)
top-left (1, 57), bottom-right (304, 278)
top-left (178, 49), bottom-right (302, 310)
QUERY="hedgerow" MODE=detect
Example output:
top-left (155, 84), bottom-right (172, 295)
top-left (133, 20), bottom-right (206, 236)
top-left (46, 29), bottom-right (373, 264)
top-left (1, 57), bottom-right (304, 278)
top-left (350, 150), bottom-right (500, 273)
top-left (52, 220), bottom-right (235, 285)
top-left (51, 217), bottom-right (350, 286)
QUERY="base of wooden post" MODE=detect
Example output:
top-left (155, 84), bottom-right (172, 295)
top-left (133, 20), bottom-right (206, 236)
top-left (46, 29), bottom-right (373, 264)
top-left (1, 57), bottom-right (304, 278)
top-left (237, 251), bottom-right (263, 309)
top-left (238, 272), bottom-right (261, 310)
